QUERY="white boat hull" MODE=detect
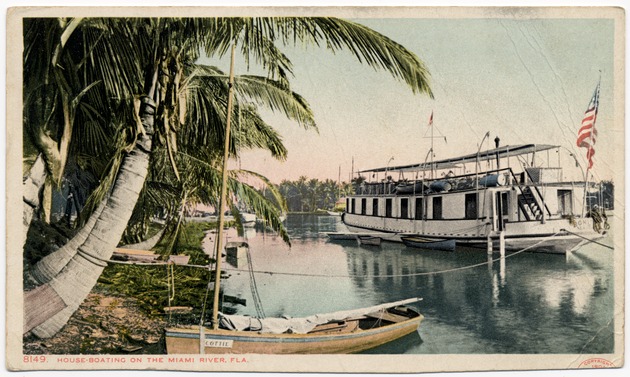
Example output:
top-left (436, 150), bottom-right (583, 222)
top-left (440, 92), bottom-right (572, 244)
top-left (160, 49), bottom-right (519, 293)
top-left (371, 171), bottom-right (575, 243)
top-left (343, 213), bottom-right (603, 254)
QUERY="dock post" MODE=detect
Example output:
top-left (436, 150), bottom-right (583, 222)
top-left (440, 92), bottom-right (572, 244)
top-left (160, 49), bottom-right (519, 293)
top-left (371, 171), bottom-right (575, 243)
top-left (487, 234), bottom-right (493, 254)
top-left (499, 231), bottom-right (505, 257)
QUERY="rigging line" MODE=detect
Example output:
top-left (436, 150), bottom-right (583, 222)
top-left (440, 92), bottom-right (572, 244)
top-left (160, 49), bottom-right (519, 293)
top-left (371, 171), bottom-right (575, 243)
top-left (199, 229), bottom-right (219, 327)
top-left (243, 228), bottom-right (266, 318)
top-left (560, 228), bottom-right (613, 250)
top-left (247, 244), bottom-right (266, 318)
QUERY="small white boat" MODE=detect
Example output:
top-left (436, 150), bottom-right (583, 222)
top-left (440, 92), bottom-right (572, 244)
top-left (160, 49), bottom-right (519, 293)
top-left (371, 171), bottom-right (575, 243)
top-left (326, 232), bottom-right (360, 241)
top-left (357, 235), bottom-right (382, 246)
top-left (401, 236), bottom-right (456, 251)
top-left (240, 212), bottom-right (257, 227)
top-left (327, 210), bottom-right (343, 216)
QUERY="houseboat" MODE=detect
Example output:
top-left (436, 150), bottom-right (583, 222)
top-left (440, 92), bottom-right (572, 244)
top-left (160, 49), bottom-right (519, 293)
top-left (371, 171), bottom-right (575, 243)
top-left (342, 143), bottom-right (608, 254)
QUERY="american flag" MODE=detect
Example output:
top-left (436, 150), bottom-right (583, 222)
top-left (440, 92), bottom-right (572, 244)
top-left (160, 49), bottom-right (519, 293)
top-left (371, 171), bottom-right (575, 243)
top-left (576, 82), bottom-right (600, 169)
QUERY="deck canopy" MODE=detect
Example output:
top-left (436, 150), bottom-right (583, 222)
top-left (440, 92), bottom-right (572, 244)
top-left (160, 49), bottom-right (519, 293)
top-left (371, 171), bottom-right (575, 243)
top-left (359, 144), bottom-right (558, 174)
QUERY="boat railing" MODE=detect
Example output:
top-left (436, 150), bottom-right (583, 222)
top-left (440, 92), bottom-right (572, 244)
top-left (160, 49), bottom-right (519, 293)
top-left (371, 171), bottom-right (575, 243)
top-left (354, 168), bottom-right (516, 196)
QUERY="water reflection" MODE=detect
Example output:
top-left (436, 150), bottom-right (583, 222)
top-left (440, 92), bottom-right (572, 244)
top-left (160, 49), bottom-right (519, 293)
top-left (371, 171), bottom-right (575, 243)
top-left (222, 214), bottom-right (614, 354)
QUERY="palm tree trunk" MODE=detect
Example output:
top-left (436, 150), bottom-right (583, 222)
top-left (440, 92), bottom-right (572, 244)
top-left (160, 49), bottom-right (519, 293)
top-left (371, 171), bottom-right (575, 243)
top-left (24, 96), bottom-right (156, 337)
top-left (120, 227), bottom-right (166, 251)
top-left (23, 154), bottom-right (47, 240)
top-left (26, 200), bottom-right (107, 285)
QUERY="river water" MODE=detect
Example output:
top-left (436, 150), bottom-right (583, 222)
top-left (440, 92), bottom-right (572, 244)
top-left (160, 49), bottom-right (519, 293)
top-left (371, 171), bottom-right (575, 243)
top-left (217, 214), bottom-right (615, 355)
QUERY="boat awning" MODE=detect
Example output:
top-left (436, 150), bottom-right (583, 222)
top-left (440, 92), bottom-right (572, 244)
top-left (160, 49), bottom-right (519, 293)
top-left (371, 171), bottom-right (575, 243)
top-left (359, 144), bottom-right (558, 174)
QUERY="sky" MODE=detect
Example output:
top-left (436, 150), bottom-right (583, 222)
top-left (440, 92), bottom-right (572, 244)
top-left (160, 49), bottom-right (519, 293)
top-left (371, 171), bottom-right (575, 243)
top-left (198, 10), bottom-right (622, 185)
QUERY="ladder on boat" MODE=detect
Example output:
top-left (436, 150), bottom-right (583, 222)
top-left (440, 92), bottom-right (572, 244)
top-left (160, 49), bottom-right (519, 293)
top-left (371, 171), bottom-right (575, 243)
top-left (517, 187), bottom-right (543, 221)
top-left (509, 169), bottom-right (551, 222)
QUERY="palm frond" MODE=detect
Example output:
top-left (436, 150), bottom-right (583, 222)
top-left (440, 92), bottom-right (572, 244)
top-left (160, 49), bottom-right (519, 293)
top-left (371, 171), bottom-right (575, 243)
top-left (271, 17), bottom-right (433, 97)
top-left (233, 169), bottom-right (288, 213)
top-left (234, 75), bottom-right (316, 130)
top-left (232, 107), bottom-right (288, 159)
top-left (229, 178), bottom-right (291, 245)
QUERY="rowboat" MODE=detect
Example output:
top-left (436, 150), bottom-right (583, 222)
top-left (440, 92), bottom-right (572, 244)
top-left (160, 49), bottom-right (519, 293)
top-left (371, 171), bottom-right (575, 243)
top-left (327, 210), bottom-right (343, 216)
top-left (401, 236), bottom-right (456, 251)
top-left (240, 212), bottom-right (257, 227)
top-left (165, 298), bottom-right (423, 354)
top-left (326, 232), bottom-right (384, 241)
top-left (357, 235), bottom-right (382, 246)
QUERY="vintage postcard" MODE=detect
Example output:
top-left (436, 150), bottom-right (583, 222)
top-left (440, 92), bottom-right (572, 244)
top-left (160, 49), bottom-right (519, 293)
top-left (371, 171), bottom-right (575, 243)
top-left (5, 5), bottom-right (625, 374)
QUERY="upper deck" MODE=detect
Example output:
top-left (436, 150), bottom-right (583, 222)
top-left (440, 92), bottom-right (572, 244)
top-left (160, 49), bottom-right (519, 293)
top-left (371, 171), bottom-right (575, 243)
top-left (351, 144), bottom-right (582, 197)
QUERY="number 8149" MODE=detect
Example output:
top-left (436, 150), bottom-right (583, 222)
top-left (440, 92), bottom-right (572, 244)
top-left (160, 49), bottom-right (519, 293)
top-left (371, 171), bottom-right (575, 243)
top-left (23, 355), bottom-right (47, 363)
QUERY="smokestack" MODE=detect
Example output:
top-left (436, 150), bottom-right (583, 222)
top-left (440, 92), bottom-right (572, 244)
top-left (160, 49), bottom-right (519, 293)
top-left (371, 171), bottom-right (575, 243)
top-left (494, 136), bottom-right (500, 169)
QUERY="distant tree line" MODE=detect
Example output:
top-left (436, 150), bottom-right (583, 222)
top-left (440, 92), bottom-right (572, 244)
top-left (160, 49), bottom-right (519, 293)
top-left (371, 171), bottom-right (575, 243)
top-left (268, 176), bottom-right (353, 213)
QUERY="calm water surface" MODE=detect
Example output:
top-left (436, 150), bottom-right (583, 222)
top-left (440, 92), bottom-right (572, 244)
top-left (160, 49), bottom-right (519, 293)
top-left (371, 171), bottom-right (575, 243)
top-left (218, 214), bottom-right (615, 354)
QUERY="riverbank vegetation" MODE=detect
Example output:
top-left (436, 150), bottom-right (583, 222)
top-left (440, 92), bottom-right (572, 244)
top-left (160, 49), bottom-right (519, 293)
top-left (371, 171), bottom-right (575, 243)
top-left (271, 177), bottom-right (352, 213)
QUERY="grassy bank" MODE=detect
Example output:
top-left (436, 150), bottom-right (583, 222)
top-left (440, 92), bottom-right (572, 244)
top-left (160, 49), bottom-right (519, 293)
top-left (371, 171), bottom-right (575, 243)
top-left (97, 220), bottom-right (220, 322)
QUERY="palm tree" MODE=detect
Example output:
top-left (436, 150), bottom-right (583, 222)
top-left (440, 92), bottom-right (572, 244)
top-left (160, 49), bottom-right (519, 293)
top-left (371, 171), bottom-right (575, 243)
top-left (23, 17), bottom-right (432, 338)
top-left (119, 68), bottom-right (311, 247)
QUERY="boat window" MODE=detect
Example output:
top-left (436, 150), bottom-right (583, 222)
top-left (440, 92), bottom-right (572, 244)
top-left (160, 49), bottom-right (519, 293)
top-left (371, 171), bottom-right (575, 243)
top-left (432, 197), bottom-right (443, 219)
top-left (400, 198), bottom-right (409, 219)
top-left (351, 198), bottom-right (356, 214)
top-left (465, 193), bottom-right (477, 219)
top-left (557, 190), bottom-right (573, 215)
top-left (361, 198), bottom-right (367, 215)
top-left (372, 198), bottom-right (379, 216)
top-left (385, 198), bottom-right (393, 218)
top-left (415, 198), bottom-right (423, 220)
top-left (346, 198), bottom-right (350, 212)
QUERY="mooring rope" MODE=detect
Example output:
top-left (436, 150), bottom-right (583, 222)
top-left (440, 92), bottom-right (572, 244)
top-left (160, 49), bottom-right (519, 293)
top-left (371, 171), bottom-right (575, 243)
top-left (219, 231), bottom-right (566, 279)
top-left (560, 228), bottom-right (614, 250)
top-left (91, 229), bottom-right (611, 280)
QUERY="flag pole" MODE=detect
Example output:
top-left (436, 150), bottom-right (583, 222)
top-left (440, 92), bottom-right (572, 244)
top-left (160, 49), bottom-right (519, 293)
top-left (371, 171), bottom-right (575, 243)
top-left (578, 75), bottom-right (600, 217)
top-left (582, 168), bottom-right (589, 217)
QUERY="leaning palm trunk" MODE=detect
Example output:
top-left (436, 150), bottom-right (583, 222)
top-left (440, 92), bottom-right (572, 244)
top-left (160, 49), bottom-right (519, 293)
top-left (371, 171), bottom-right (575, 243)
top-left (121, 227), bottom-right (166, 251)
top-left (23, 96), bottom-right (156, 337)
top-left (26, 200), bottom-right (107, 285)
top-left (22, 154), bottom-right (47, 240)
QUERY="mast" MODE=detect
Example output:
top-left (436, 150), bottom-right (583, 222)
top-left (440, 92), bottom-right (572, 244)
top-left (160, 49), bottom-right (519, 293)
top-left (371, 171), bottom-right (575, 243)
top-left (423, 111), bottom-right (445, 180)
top-left (338, 165), bottom-right (341, 184)
top-left (352, 157), bottom-right (354, 179)
top-left (338, 165), bottom-right (342, 200)
top-left (212, 44), bottom-right (236, 330)
top-left (430, 113), bottom-right (434, 179)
